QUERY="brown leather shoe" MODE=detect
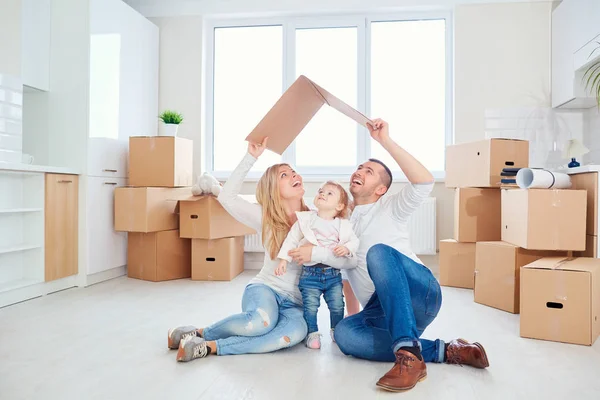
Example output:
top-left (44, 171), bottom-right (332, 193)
top-left (376, 350), bottom-right (427, 392)
top-left (445, 339), bottom-right (490, 369)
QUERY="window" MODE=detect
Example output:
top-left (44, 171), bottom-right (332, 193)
top-left (205, 14), bottom-right (452, 180)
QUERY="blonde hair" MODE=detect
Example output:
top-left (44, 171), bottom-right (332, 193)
top-left (256, 163), bottom-right (309, 260)
top-left (323, 181), bottom-right (350, 219)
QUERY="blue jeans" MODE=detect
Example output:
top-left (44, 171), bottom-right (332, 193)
top-left (334, 244), bottom-right (445, 363)
top-left (202, 284), bottom-right (308, 355)
top-left (298, 265), bottom-right (345, 334)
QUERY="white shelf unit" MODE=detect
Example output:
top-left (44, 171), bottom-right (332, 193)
top-left (0, 171), bottom-right (45, 296)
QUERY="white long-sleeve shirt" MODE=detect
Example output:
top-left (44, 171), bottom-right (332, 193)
top-left (312, 182), bottom-right (434, 307)
top-left (217, 153), bottom-right (348, 305)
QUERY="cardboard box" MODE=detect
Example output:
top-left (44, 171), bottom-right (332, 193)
top-left (127, 230), bottom-right (191, 282)
top-left (439, 239), bottom-right (476, 289)
top-left (520, 257), bottom-right (600, 345)
top-left (245, 75), bottom-right (372, 155)
top-left (454, 188), bottom-right (501, 242)
top-left (571, 172), bottom-right (598, 235)
top-left (474, 242), bottom-right (566, 313)
top-left (445, 139), bottom-right (529, 188)
top-left (179, 196), bottom-right (255, 239)
top-left (129, 137), bottom-right (193, 187)
top-left (575, 235), bottom-right (598, 258)
top-left (501, 189), bottom-right (586, 251)
top-left (192, 237), bottom-right (244, 281)
top-left (114, 187), bottom-right (192, 232)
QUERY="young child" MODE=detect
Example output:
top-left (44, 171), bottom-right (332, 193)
top-left (275, 181), bottom-right (359, 349)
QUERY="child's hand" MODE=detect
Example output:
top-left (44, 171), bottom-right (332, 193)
top-left (334, 246), bottom-right (350, 257)
top-left (275, 259), bottom-right (287, 276)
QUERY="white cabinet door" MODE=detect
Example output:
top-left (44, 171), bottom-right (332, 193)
top-left (21, 0), bottom-right (50, 91)
top-left (552, 0), bottom-right (576, 107)
top-left (86, 176), bottom-right (127, 275)
top-left (87, 138), bottom-right (128, 178)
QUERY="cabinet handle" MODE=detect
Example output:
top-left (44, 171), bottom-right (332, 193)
top-left (104, 182), bottom-right (118, 185)
top-left (58, 180), bottom-right (73, 183)
top-left (103, 169), bottom-right (118, 173)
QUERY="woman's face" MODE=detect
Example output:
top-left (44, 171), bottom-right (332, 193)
top-left (277, 165), bottom-right (304, 200)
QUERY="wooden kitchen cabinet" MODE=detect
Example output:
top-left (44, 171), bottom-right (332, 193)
top-left (45, 174), bottom-right (79, 281)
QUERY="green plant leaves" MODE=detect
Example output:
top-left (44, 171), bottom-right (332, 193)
top-left (159, 110), bottom-right (184, 124)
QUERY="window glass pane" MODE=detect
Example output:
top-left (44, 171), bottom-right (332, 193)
top-left (213, 26), bottom-right (282, 172)
top-left (370, 20), bottom-right (446, 172)
top-left (295, 27), bottom-right (357, 167)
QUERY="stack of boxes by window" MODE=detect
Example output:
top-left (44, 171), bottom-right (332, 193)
top-left (441, 138), bottom-right (600, 346)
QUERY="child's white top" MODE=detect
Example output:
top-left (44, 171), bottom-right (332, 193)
top-left (277, 211), bottom-right (360, 267)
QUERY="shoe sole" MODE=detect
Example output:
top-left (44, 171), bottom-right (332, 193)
top-left (376, 373), bottom-right (427, 392)
top-left (457, 338), bottom-right (490, 368)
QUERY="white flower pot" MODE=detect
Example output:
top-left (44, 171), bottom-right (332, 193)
top-left (161, 123), bottom-right (179, 137)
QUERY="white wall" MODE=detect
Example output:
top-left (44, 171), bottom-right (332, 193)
top-left (0, 0), bottom-right (22, 77)
top-left (144, 1), bottom-right (553, 248)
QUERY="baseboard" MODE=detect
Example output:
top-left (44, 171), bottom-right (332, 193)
top-left (85, 266), bottom-right (127, 287)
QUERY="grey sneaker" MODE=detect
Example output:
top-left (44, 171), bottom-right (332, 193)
top-left (176, 336), bottom-right (211, 362)
top-left (330, 329), bottom-right (336, 343)
top-left (167, 326), bottom-right (199, 349)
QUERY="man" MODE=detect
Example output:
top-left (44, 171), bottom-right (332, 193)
top-left (289, 119), bottom-right (489, 392)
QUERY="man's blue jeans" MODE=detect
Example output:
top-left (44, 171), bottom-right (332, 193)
top-left (334, 244), bottom-right (445, 363)
top-left (298, 265), bottom-right (345, 334)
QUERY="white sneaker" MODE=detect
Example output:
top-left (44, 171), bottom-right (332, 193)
top-left (306, 332), bottom-right (322, 349)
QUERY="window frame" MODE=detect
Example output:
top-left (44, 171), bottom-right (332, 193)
top-left (203, 11), bottom-right (453, 182)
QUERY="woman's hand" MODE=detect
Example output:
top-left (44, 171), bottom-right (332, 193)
top-left (248, 137), bottom-right (269, 159)
top-left (288, 244), bottom-right (314, 265)
top-left (367, 118), bottom-right (390, 144)
top-left (275, 259), bottom-right (287, 276)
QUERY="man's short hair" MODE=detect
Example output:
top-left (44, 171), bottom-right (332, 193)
top-left (368, 158), bottom-right (393, 190)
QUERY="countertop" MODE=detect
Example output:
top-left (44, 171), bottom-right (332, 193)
top-left (0, 163), bottom-right (79, 175)
top-left (564, 165), bottom-right (600, 174)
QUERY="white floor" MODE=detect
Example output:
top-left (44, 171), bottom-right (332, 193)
top-left (1, 270), bottom-right (600, 400)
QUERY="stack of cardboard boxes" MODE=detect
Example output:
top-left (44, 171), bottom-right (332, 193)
top-left (441, 138), bottom-right (600, 346)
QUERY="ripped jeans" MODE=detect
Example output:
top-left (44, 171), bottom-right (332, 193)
top-left (202, 283), bottom-right (308, 355)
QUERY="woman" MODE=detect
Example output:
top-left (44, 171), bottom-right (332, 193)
top-left (167, 138), bottom-right (313, 361)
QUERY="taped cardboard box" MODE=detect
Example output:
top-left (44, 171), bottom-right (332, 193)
top-left (520, 257), bottom-right (600, 346)
top-left (454, 188), bottom-right (501, 243)
top-left (192, 237), bottom-right (244, 281)
top-left (474, 242), bottom-right (566, 314)
top-left (179, 196), bottom-right (255, 239)
top-left (501, 188), bottom-right (586, 251)
top-left (129, 137), bottom-right (193, 187)
top-left (114, 187), bottom-right (192, 232)
top-left (439, 239), bottom-right (475, 289)
top-left (570, 172), bottom-right (598, 235)
top-left (445, 139), bottom-right (529, 188)
top-left (575, 235), bottom-right (598, 258)
top-left (128, 230), bottom-right (191, 282)
top-left (245, 75), bottom-right (372, 155)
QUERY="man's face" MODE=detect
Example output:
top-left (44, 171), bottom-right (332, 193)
top-left (349, 161), bottom-right (387, 198)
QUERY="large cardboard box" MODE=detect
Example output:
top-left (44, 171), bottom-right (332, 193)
top-left (245, 75), bottom-right (372, 155)
top-left (575, 235), bottom-right (598, 258)
top-left (179, 196), bottom-right (255, 239)
top-left (520, 257), bottom-right (600, 346)
top-left (439, 239), bottom-right (476, 289)
top-left (192, 237), bottom-right (245, 281)
top-left (474, 242), bottom-right (566, 313)
top-left (570, 172), bottom-right (598, 235)
top-left (129, 137), bottom-right (193, 187)
top-left (445, 139), bottom-right (529, 188)
top-left (454, 188), bottom-right (501, 242)
top-left (114, 187), bottom-right (192, 232)
top-left (501, 189), bottom-right (586, 251)
top-left (127, 230), bottom-right (191, 282)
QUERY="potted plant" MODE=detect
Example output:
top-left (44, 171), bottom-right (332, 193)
top-left (159, 110), bottom-right (183, 137)
top-left (583, 42), bottom-right (600, 107)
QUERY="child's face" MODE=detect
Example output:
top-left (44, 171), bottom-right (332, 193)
top-left (314, 184), bottom-right (344, 214)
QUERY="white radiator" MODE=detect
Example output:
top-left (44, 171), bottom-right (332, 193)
top-left (244, 197), bottom-right (437, 255)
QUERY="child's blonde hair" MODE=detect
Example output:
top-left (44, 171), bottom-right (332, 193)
top-left (323, 181), bottom-right (350, 219)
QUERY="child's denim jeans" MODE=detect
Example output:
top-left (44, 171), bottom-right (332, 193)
top-left (298, 264), bottom-right (345, 334)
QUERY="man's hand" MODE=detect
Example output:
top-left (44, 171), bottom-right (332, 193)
top-left (288, 244), bottom-right (314, 265)
top-left (274, 259), bottom-right (287, 276)
top-left (367, 118), bottom-right (390, 144)
top-left (333, 245), bottom-right (350, 257)
top-left (248, 137), bottom-right (268, 159)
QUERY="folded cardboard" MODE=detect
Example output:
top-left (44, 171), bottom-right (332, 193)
top-left (192, 237), bottom-right (245, 281)
top-left (575, 235), bottom-right (598, 258)
top-left (570, 172), bottom-right (598, 235)
top-left (129, 136), bottom-right (193, 187)
top-left (127, 230), bottom-right (191, 282)
top-left (439, 239), bottom-right (476, 289)
top-left (445, 139), bottom-right (529, 188)
top-left (245, 75), bottom-right (372, 155)
top-left (454, 188), bottom-right (501, 242)
top-left (179, 196), bottom-right (255, 239)
top-left (474, 242), bottom-right (566, 314)
top-left (501, 189), bottom-right (586, 251)
top-left (114, 187), bottom-right (192, 232)
top-left (520, 257), bottom-right (600, 346)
